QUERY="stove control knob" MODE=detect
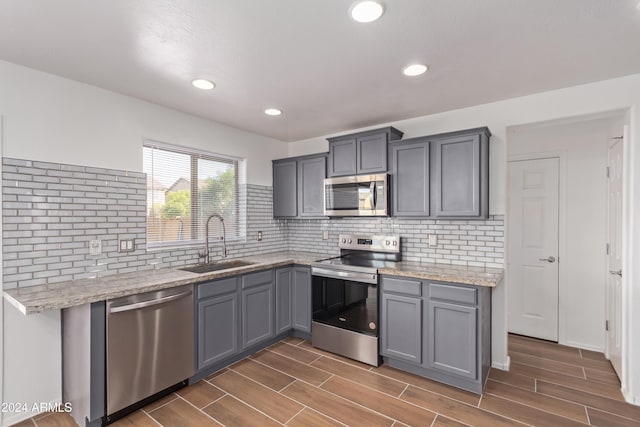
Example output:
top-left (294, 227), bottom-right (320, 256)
top-left (393, 240), bottom-right (398, 246)
top-left (385, 240), bottom-right (390, 246)
top-left (342, 238), bottom-right (346, 243)
top-left (348, 239), bottom-right (352, 244)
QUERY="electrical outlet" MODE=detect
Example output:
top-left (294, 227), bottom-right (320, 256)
top-left (119, 238), bottom-right (135, 253)
top-left (428, 234), bottom-right (438, 247)
top-left (257, 231), bottom-right (262, 241)
top-left (89, 239), bottom-right (102, 255)
top-left (323, 231), bottom-right (329, 240)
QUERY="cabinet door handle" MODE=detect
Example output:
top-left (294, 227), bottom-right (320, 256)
top-left (609, 270), bottom-right (622, 277)
top-left (538, 256), bottom-right (556, 263)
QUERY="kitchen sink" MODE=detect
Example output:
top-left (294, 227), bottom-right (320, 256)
top-left (179, 260), bottom-right (255, 274)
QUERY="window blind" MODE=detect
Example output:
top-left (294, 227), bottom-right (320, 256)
top-left (143, 140), bottom-right (245, 248)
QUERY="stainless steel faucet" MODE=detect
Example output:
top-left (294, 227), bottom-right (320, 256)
top-left (199, 213), bottom-right (227, 264)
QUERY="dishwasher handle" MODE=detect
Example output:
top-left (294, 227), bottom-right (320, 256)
top-left (108, 290), bottom-right (193, 314)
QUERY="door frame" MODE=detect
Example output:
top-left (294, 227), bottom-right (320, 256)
top-left (506, 150), bottom-right (568, 346)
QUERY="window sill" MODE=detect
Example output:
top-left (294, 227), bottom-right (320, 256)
top-left (145, 237), bottom-right (247, 252)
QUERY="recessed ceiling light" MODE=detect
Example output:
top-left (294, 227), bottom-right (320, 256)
top-left (350, 1), bottom-right (385, 23)
top-left (402, 64), bottom-right (428, 77)
top-left (192, 79), bottom-right (215, 90)
top-left (264, 108), bottom-right (282, 116)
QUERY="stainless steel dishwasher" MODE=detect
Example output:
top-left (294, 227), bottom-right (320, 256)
top-left (106, 284), bottom-right (194, 418)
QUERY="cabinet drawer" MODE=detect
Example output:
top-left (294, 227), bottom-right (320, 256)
top-left (381, 276), bottom-right (422, 296)
top-left (197, 277), bottom-right (238, 299)
top-left (242, 269), bottom-right (272, 289)
top-left (429, 283), bottom-right (477, 305)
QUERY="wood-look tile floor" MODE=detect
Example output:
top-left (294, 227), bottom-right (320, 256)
top-left (18, 334), bottom-right (640, 427)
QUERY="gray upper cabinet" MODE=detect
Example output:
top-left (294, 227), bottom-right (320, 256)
top-left (292, 266), bottom-right (312, 332)
top-left (273, 159), bottom-right (297, 217)
top-left (327, 127), bottom-right (403, 177)
top-left (431, 128), bottom-right (490, 218)
top-left (389, 127), bottom-right (490, 219)
top-left (298, 156), bottom-right (327, 216)
top-left (275, 267), bottom-right (293, 334)
top-left (390, 137), bottom-right (430, 216)
top-left (328, 138), bottom-right (357, 176)
top-left (273, 154), bottom-right (326, 218)
top-left (241, 270), bottom-right (275, 350)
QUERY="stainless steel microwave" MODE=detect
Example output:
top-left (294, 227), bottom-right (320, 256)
top-left (324, 173), bottom-right (388, 216)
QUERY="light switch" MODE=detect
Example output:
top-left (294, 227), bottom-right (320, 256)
top-left (323, 231), bottom-right (329, 240)
top-left (428, 234), bottom-right (438, 247)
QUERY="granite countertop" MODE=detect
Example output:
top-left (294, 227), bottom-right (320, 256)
top-left (5, 251), bottom-right (504, 315)
top-left (4, 251), bottom-right (327, 315)
top-left (379, 261), bottom-right (504, 287)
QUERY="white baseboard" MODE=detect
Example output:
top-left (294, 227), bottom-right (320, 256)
top-left (491, 356), bottom-right (511, 371)
top-left (622, 386), bottom-right (640, 406)
top-left (563, 340), bottom-right (605, 353)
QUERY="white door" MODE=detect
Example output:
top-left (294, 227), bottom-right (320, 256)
top-left (508, 158), bottom-right (560, 341)
top-left (606, 133), bottom-right (624, 378)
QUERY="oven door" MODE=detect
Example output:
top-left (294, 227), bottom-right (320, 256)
top-left (312, 275), bottom-right (378, 336)
top-left (324, 174), bottom-right (388, 216)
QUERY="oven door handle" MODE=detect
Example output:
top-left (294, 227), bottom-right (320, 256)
top-left (312, 267), bottom-right (378, 284)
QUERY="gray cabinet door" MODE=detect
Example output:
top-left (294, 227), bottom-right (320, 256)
top-left (328, 138), bottom-right (357, 177)
top-left (357, 133), bottom-right (387, 174)
top-left (391, 138), bottom-right (430, 216)
top-left (197, 292), bottom-right (238, 370)
top-left (275, 268), bottom-right (293, 334)
top-left (380, 293), bottom-right (422, 364)
top-left (292, 266), bottom-right (311, 332)
top-left (241, 282), bottom-right (275, 349)
top-left (427, 300), bottom-right (477, 379)
top-left (432, 134), bottom-right (481, 217)
top-left (298, 156), bottom-right (326, 216)
top-left (273, 160), bottom-right (297, 217)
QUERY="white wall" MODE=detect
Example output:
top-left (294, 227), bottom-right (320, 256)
top-left (0, 60), bottom-right (288, 185)
top-left (289, 73), bottom-right (640, 404)
top-left (508, 117), bottom-right (613, 351)
top-left (0, 60), bottom-right (288, 425)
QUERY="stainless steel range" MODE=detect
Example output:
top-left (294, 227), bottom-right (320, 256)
top-left (311, 234), bottom-right (400, 366)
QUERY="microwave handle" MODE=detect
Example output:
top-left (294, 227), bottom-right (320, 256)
top-left (371, 181), bottom-right (377, 209)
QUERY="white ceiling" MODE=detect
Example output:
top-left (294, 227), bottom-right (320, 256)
top-left (1, 0), bottom-right (640, 142)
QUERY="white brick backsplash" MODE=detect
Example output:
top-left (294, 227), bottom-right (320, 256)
top-left (3, 157), bottom-right (503, 289)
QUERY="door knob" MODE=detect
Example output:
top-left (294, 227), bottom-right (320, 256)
top-left (539, 256), bottom-right (556, 263)
top-left (609, 270), bottom-right (622, 277)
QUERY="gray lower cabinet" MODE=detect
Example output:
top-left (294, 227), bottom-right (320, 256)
top-left (380, 275), bottom-right (491, 393)
top-left (275, 267), bottom-right (293, 334)
top-left (273, 159), bottom-right (297, 217)
top-left (273, 154), bottom-right (327, 218)
top-left (241, 270), bottom-right (275, 349)
top-left (327, 127), bottom-right (403, 177)
top-left (380, 293), bottom-right (422, 364)
top-left (427, 300), bottom-right (477, 379)
top-left (292, 266), bottom-right (312, 332)
top-left (196, 277), bottom-right (239, 371)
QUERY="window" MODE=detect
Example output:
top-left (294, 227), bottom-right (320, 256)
top-left (143, 141), bottom-right (245, 248)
